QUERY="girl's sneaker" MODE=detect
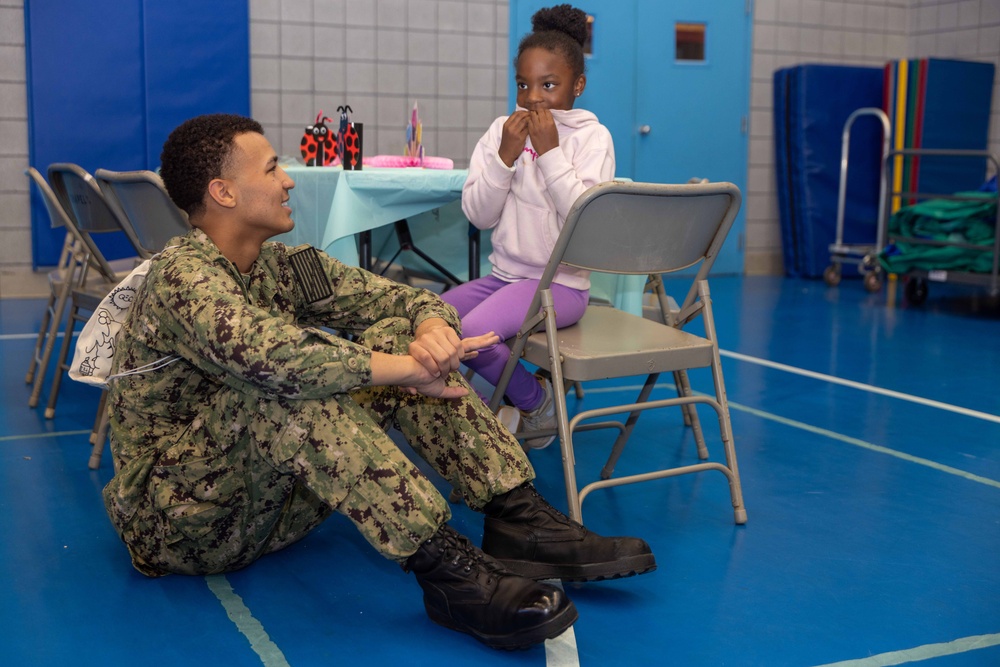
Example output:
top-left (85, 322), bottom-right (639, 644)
top-left (496, 405), bottom-right (521, 435)
top-left (519, 377), bottom-right (556, 449)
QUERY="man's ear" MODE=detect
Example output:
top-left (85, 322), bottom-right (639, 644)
top-left (207, 178), bottom-right (237, 209)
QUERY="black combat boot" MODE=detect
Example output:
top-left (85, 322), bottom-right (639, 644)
top-left (404, 523), bottom-right (578, 650)
top-left (482, 483), bottom-right (657, 582)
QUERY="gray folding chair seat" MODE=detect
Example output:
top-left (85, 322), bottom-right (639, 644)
top-left (489, 181), bottom-right (747, 524)
top-left (95, 169), bottom-right (190, 257)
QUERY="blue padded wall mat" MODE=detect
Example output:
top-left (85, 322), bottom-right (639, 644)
top-left (773, 65), bottom-right (884, 278)
top-left (142, 1), bottom-right (251, 170)
top-left (25, 0), bottom-right (249, 269)
top-left (915, 59), bottom-right (995, 194)
top-left (773, 68), bottom-right (797, 277)
top-left (25, 0), bottom-right (146, 268)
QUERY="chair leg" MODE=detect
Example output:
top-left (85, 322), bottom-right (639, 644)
top-left (704, 389), bottom-right (746, 524)
top-left (535, 290), bottom-right (586, 522)
top-left (28, 284), bottom-right (73, 408)
top-left (25, 293), bottom-right (56, 384)
top-left (672, 371), bottom-right (691, 426)
top-left (675, 369), bottom-right (708, 460)
top-left (599, 373), bottom-right (659, 480)
top-left (44, 303), bottom-right (80, 419)
top-left (89, 390), bottom-right (109, 470)
top-left (717, 408), bottom-right (747, 524)
top-left (698, 279), bottom-right (747, 524)
top-left (28, 233), bottom-right (77, 385)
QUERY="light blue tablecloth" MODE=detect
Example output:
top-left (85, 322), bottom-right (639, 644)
top-left (273, 162), bottom-right (644, 314)
top-left (274, 164), bottom-right (469, 266)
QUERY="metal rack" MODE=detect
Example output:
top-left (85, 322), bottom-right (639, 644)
top-left (824, 108), bottom-right (892, 292)
top-left (880, 148), bottom-right (1000, 305)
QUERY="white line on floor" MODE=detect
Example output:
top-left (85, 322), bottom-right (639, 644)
top-left (546, 626), bottom-right (580, 666)
top-left (727, 400), bottom-right (1000, 490)
top-left (0, 331), bottom-right (73, 341)
top-left (583, 384), bottom-right (1000, 490)
top-left (811, 631), bottom-right (1000, 666)
top-left (545, 580), bottom-right (581, 667)
top-left (0, 429), bottom-right (91, 443)
top-left (205, 574), bottom-right (290, 667)
top-left (719, 349), bottom-right (1000, 424)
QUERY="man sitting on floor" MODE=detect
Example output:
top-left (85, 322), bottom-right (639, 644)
top-left (101, 113), bottom-right (656, 650)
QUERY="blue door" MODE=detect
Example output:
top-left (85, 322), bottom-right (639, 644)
top-left (510, 0), bottom-right (752, 274)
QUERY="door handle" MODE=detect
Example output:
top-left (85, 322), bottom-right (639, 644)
top-left (638, 125), bottom-right (651, 135)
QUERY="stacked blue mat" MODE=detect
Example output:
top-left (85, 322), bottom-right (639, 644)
top-left (773, 64), bottom-right (885, 278)
top-left (774, 60), bottom-right (995, 280)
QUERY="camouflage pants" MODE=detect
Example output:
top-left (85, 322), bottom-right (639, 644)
top-left (120, 318), bottom-right (534, 576)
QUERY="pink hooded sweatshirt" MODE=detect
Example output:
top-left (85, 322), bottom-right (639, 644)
top-left (462, 107), bottom-right (615, 290)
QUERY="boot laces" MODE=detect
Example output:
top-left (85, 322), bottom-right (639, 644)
top-left (523, 484), bottom-right (587, 532)
top-left (433, 525), bottom-right (504, 576)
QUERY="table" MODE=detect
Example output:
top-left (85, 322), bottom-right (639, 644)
top-left (275, 165), bottom-right (475, 272)
top-left (275, 163), bottom-right (645, 314)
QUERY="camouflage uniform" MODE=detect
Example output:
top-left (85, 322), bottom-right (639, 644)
top-left (103, 229), bottom-right (534, 577)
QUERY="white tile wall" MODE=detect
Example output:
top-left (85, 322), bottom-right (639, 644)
top-left (2, 0), bottom-right (999, 285)
top-left (250, 0), bottom-right (509, 169)
top-left (0, 0), bottom-right (29, 287)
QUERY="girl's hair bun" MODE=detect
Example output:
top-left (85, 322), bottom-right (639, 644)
top-left (531, 4), bottom-right (588, 47)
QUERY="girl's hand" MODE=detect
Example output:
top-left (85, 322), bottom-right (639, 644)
top-left (526, 109), bottom-right (559, 156)
top-left (458, 331), bottom-right (500, 361)
top-left (499, 111), bottom-right (530, 167)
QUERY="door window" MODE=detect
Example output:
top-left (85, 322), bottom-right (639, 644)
top-left (675, 22), bottom-right (705, 61)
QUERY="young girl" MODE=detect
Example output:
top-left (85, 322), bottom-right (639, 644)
top-left (441, 4), bottom-right (615, 448)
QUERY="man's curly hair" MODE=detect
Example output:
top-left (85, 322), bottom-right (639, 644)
top-left (516, 4), bottom-right (588, 79)
top-left (160, 114), bottom-right (264, 217)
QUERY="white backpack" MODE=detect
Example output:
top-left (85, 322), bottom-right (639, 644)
top-left (69, 256), bottom-right (179, 388)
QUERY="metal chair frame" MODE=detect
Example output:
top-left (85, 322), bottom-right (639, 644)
top-left (94, 168), bottom-right (190, 258)
top-left (43, 164), bottom-right (141, 465)
top-left (489, 181), bottom-right (747, 524)
top-left (24, 168), bottom-right (90, 407)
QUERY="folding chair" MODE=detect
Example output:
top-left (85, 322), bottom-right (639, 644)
top-left (94, 169), bottom-right (191, 257)
top-left (41, 164), bottom-right (140, 426)
top-left (489, 181), bottom-right (747, 524)
top-left (23, 168), bottom-right (89, 398)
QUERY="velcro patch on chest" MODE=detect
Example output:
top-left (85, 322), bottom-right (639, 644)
top-left (288, 246), bottom-right (334, 304)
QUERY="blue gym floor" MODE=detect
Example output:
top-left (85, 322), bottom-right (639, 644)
top-left (2, 275), bottom-right (998, 666)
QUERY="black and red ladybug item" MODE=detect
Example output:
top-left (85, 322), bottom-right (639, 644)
top-left (300, 112), bottom-right (336, 166)
top-left (336, 105), bottom-right (363, 170)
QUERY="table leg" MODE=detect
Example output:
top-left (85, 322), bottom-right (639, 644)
top-left (393, 219), bottom-right (463, 286)
top-left (358, 230), bottom-right (372, 271)
top-left (468, 223), bottom-right (480, 280)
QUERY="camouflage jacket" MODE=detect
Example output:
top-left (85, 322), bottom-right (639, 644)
top-left (103, 228), bottom-right (460, 524)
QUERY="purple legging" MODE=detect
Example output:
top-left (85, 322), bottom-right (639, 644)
top-left (440, 274), bottom-right (588, 411)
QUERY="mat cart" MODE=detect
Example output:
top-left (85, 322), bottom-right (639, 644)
top-left (880, 148), bottom-right (1000, 305)
top-left (824, 108), bottom-right (892, 291)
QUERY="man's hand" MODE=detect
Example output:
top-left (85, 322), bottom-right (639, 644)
top-left (499, 111), bottom-right (530, 167)
top-left (410, 319), bottom-right (499, 379)
top-left (394, 329), bottom-right (500, 400)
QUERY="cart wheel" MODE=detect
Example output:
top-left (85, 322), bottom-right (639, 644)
top-left (823, 264), bottom-right (842, 287)
top-left (905, 277), bottom-right (928, 305)
top-left (863, 272), bottom-right (882, 293)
